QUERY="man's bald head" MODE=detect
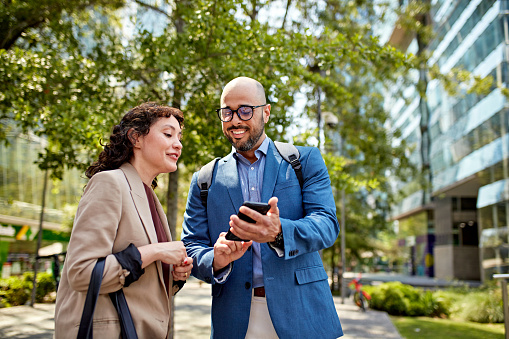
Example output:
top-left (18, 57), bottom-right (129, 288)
top-left (220, 77), bottom-right (266, 106)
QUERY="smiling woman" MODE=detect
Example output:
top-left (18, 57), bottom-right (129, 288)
top-left (54, 102), bottom-right (194, 339)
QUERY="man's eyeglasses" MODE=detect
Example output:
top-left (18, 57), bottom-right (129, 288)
top-left (216, 104), bottom-right (267, 122)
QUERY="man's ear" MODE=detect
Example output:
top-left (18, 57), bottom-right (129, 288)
top-left (263, 104), bottom-right (271, 123)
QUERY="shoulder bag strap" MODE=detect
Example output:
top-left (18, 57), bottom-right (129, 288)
top-left (109, 290), bottom-right (138, 339)
top-left (77, 258), bottom-right (106, 339)
top-left (77, 258), bottom-right (138, 339)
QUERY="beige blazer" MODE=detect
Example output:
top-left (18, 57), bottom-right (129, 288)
top-left (55, 163), bottom-right (177, 339)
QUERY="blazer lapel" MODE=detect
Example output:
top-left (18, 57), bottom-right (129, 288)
top-left (222, 153), bottom-right (244, 212)
top-left (261, 141), bottom-right (283, 203)
top-left (121, 163), bottom-right (170, 297)
top-left (120, 163), bottom-right (158, 245)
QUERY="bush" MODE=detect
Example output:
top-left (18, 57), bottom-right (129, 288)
top-left (23, 272), bottom-right (56, 303)
top-left (456, 289), bottom-right (503, 323)
top-left (369, 282), bottom-right (409, 316)
top-left (368, 282), bottom-right (449, 317)
top-left (420, 290), bottom-right (450, 318)
top-left (0, 272), bottom-right (56, 307)
top-left (0, 276), bottom-right (31, 307)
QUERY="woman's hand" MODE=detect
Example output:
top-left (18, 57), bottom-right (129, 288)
top-left (172, 257), bottom-right (193, 281)
top-left (138, 241), bottom-right (188, 268)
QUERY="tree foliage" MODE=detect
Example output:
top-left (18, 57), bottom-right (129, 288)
top-left (1, 0), bottom-right (417, 268)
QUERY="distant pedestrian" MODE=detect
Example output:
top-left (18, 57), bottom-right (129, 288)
top-left (54, 102), bottom-right (193, 338)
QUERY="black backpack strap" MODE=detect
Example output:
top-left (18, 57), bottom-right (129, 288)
top-left (197, 157), bottom-right (220, 206)
top-left (274, 141), bottom-right (304, 189)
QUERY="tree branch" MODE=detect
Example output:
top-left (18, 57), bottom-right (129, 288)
top-left (133, 0), bottom-right (171, 20)
top-left (281, 0), bottom-right (292, 30)
top-left (1, 18), bottom-right (46, 50)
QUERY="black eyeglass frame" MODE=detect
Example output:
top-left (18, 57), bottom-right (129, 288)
top-left (215, 104), bottom-right (267, 122)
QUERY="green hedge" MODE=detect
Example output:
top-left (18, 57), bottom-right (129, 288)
top-left (0, 272), bottom-right (56, 307)
top-left (436, 286), bottom-right (504, 323)
top-left (365, 282), bottom-right (449, 317)
top-left (364, 281), bottom-right (504, 323)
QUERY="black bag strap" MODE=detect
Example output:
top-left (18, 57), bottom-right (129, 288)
top-left (197, 142), bottom-right (304, 206)
top-left (273, 141), bottom-right (304, 189)
top-left (197, 157), bottom-right (220, 206)
top-left (77, 258), bottom-right (106, 339)
top-left (77, 258), bottom-right (138, 339)
top-left (109, 290), bottom-right (138, 339)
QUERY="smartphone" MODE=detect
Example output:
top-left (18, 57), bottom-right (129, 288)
top-left (225, 201), bottom-right (271, 241)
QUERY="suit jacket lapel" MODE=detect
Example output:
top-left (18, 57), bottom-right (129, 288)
top-left (121, 163), bottom-right (169, 296)
top-left (222, 153), bottom-right (244, 212)
top-left (261, 141), bottom-right (282, 203)
top-left (120, 163), bottom-right (158, 245)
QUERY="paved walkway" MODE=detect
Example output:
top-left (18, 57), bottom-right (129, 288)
top-left (175, 279), bottom-right (401, 339)
top-left (0, 278), bottom-right (401, 338)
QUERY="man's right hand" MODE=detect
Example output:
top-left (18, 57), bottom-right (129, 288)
top-left (213, 232), bottom-right (252, 272)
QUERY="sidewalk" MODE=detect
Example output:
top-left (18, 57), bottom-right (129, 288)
top-left (0, 278), bottom-right (401, 338)
top-left (175, 279), bottom-right (402, 339)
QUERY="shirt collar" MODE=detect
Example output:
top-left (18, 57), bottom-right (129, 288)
top-left (233, 136), bottom-right (270, 163)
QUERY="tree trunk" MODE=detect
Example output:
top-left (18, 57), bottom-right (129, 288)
top-left (166, 169), bottom-right (179, 240)
top-left (166, 168), bottom-right (178, 339)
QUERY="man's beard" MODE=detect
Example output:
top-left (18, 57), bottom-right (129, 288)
top-left (225, 118), bottom-right (264, 152)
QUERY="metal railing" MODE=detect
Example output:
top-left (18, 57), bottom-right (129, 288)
top-left (494, 274), bottom-right (509, 339)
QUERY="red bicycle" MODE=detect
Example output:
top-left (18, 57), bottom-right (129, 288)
top-left (348, 274), bottom-right (371, 312)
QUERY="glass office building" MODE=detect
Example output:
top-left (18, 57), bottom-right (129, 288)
top-left (388, 0), bottom-right (508, 281)
top-left (0, 126), bottom-right (84, 276)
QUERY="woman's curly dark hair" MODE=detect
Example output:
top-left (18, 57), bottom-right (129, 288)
top-left (85, 102), bottom-right (184, 186)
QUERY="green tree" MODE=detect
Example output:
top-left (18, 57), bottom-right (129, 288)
top-left (0, 0), bottom-right (131, 178)
top-left (273, 0), bottom-right (413, 270)
top-left (1, 0), bottom-right (416, 274)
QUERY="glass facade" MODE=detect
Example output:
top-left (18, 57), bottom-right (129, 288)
top-left (396, 211), bottom-right (435, 277)
top-left (0, 126), bottom-right (85, 276)
top-left (389, 0), bottom-right (508, 281)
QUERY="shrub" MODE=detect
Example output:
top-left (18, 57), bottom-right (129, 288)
top-left (369, 282), bottom-right (409, 315)
top-left (421, 290), bottom-right (450, 318)
top-left (368, 282), bottom-right (449, 317)
top-left (457, 289), bottom-right (503, 323)
top-left (0, 276), bottom-right (31, 307)
top-left (22, 272), bottom-right (56, 303)
top-left (0, 272), bottom-right (56, 307)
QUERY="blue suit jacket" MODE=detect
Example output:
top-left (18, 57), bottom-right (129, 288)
top-left (182, 140), bottom-right (343, 339)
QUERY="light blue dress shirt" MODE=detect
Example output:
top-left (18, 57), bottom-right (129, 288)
top-left (233, 137), bottom-right (269, 288)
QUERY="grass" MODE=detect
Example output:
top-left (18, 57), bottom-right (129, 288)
top-left (391, 316), bottom-right (505, 339)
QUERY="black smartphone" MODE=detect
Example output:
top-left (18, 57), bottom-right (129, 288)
top-left (225, 201), bottom-right (271, 241)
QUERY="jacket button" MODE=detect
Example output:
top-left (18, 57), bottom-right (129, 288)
top-left (245, 282), bottom-right (251, 289)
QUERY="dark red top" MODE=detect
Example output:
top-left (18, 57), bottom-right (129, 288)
top-left (144, 184), bottom-right (170, 292)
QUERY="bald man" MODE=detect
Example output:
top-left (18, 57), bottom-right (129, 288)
top-left (182, 77), bottom-right (343, 339)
